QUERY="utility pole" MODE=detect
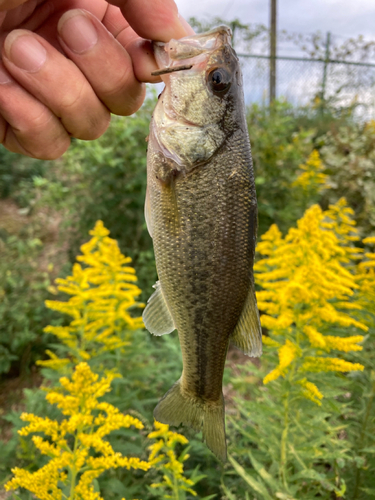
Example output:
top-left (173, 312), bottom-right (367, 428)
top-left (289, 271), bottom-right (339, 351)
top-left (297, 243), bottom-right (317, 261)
top-left (270, 0), bottom-right (277, 104)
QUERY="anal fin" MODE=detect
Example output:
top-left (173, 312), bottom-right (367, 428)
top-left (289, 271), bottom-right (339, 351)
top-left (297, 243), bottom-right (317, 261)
top-left (142, 281), bottom-right (175, 335)
top-left (231, 283), bottom-right (262, 357)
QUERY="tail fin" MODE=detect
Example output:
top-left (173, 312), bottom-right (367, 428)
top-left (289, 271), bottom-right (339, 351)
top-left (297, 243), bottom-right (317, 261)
top-left (154, 379), bottom-right (227, 462)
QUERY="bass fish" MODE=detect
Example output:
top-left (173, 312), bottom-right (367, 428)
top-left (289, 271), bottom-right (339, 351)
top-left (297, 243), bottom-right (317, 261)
top-left (143, 26), bottom-right (262, 462)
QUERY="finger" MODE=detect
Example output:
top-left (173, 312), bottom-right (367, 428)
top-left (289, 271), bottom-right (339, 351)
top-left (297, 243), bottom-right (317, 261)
top-left (1, 0), bottom-right (39, 30)
top-left (0, 115), bottom-right (6, 143)
top-left (116, 28), bottom-right (161, 84)
top-left (115, 16), bottom-right (194, 84)
top-left (20, 0), bottom-right (108, 47)
top-left (0, 0), bottom-right (29, 11)
top-left (108, 0), bottom-right (189, 42)
top-left (57, 9), bottom-right (145, 116)
top-left (101, 3), bottom-right (126, 37)
top-left (2, 29), bottom-right (111, 140)
top-left (101, 4), bottom-right (161, 83)
top-left (0, 62), bottom-right (70, 158)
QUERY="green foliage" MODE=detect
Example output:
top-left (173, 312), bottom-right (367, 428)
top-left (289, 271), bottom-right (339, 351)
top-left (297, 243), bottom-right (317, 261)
top-left (247, 99), bottom-right (315, 235)
top-left (0, 147), bottom-right (46, 200)
top-left (339, 289), bottom-right (375, 499)
top-left (224, 362), bottom-right (350, 499)
top-left (0, 230), bottom-right (57, 376)
top-left (318, 120), bottom-right (375, 237)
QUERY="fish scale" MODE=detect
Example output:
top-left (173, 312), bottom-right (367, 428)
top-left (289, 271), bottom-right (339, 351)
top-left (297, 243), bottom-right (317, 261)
top-left (143, 26), bottom-right (262, 462)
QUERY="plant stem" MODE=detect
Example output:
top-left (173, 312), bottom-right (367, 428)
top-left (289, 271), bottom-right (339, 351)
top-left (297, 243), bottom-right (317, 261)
top-left (116, 347), bottom-right (121, 397)
top-left (69, 433), bottom-right (78, 500)
top-left (280, 328), bottom-right (300, 490)
top-left (280, 387), bottom-right (290, 489)
top-left (352, 374), bottom-right (375, 499)
top-left (69, 399), bottom-right (86, 500)
top-left (173, 473), bottom-right (180, 500)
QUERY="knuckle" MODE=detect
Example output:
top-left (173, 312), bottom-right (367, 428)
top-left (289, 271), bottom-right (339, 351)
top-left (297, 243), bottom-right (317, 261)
top-left (25, 136), bottom-right (70, 159)
top-left (28, 107), bottom-right (57, 133)
top-left (18, 115), bottom-right (70, 159)
top-left (57, 80), bottom-right (111, 140)
top-left (3, 126), bottom-right (70, 160)
top-left (76, 110), bottom-right (111, 141)
top-left (100, 66), bottom-right (133, 98)
top-left (28, 135), bottom-right (71, 160)
top-left (58, 79), bottom-right (86, 113)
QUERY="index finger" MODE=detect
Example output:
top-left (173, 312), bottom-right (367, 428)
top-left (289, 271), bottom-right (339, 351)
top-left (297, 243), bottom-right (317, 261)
top-left (108, 0), bottom-right (189, 42)
top-left (0, 0), bottom-right (28, 11)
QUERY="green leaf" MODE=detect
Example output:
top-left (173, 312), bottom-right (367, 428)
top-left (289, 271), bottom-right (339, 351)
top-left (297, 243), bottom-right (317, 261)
top-left (290, 469), bottom-right (327, 482)
top-left (275, 493), bottom-right (297, 500)
top-left (360, 487), bottom-right (375, 497)
top-left (228, 455), bottom-right (273, 500)
top-left (248, 450), bottom-right (280, 491)
top-left (220, 480), bottom-right (237, 500)
top-left (361, 446), bottom-right (375, 453)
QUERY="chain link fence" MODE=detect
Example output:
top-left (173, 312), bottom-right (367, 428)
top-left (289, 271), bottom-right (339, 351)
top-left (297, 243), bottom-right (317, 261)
top-left (239, 54), bottom-right (375, 119)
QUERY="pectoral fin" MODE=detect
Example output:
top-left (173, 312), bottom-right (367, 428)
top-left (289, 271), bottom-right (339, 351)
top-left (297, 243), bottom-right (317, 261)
top-left (231, 283), bottom-right (262, 357)
top-left (142, 281), bottom-right (175, 335)
top-left (144, 187), bottom-right (153, 238)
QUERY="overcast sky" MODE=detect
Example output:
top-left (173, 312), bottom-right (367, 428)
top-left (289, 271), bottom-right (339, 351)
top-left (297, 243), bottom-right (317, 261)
top-left (176, 0), bottom-right (375, 45)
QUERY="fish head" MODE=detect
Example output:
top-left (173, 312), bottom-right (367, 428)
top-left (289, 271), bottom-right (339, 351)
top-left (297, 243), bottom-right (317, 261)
top-left (152, 26), bottom-right (245, 169)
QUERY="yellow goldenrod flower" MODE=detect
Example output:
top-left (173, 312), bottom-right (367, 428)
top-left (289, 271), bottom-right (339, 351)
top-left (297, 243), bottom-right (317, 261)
top-left (147, 421), bottom-right (197, 497)
top-left (264, 340), bottom-right (300, 384)
top-left (262, 336), bottom-right (282, 348)
top-left (292, 150), bottom-right (328, 192)
top-left (302, 357), bottom-right (364, 373)
top-left (38, 221), bottom-right (144, 372)
top-left (256, 199), bottom-right (366, 402)
top-left (5, 362), bottom-right (149, 500)
top-left (297, 378), bottom-right (324, 406)
top-left (5, 462), bottom-right (65, 500)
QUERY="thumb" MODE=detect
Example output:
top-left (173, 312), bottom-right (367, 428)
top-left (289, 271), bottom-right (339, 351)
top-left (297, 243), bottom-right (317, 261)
top-left (107, 0), bottom-right (194, 42)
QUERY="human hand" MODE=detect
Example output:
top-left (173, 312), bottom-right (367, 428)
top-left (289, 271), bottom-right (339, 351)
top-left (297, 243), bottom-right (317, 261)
top-left (0, 0), bottom-right (193, 159)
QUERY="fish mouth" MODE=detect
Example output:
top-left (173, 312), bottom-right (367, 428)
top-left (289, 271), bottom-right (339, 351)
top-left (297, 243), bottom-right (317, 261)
top-left (152, 25), bottom-right (232, 76)
top-left (151, 64), bottom-right (193, 77)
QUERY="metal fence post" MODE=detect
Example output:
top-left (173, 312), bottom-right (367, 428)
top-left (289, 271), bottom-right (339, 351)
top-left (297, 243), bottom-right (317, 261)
top-left (270, 0), bottom-right (277, 104)
top-left (321, 32), bottom-right (331, 104)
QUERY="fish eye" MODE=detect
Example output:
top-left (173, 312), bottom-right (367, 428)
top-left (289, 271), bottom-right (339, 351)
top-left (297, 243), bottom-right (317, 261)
top-left (208, 68), bottom-right (231, 94)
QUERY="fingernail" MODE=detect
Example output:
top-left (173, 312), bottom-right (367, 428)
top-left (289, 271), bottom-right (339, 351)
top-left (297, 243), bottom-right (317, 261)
top-left (58, 10), bottom-right (98, 54)
top-left (0, 63), bottom-right (12, 84)
top-left (4, 31), bottom-right (47, 72)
